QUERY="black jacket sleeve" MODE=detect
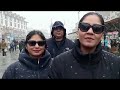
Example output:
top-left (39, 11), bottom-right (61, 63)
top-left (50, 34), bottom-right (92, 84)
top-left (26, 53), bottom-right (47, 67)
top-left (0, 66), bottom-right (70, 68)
top-left (2, 64), bottom-right (16, 79)
top-left (48, 56), bottom-right (64, 79)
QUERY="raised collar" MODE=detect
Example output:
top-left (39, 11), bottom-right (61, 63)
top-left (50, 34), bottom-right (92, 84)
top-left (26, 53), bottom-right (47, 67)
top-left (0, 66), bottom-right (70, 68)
top-left (72, 39), bottom-right (102, 65)
top-left (18, 49), bottom-right (51, 70)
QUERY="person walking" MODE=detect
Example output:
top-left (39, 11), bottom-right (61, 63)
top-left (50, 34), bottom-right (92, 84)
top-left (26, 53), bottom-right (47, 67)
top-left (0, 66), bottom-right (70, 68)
top-left (19, 39), bottom-right (25, 52)
top-left (0, 39), bottom-right (7, 56)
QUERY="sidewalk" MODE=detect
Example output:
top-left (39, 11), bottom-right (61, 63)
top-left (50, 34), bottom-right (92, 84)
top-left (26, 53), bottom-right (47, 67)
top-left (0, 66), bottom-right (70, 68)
top-left (0, 49), bottom-right (19, 78)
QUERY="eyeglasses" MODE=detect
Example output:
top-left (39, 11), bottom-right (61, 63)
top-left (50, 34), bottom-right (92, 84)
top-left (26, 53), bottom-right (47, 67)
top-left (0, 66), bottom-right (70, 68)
top-left (27, 40), bottom-right (46, 46)
top-left (78, 22), bottom-right (105, 34)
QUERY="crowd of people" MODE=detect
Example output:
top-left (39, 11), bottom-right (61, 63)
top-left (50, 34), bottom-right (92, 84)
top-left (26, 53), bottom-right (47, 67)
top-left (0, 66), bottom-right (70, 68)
top-left (1, 12), bottom-right (120, 79)
top-left (0, 38), bottom-right (25, 56)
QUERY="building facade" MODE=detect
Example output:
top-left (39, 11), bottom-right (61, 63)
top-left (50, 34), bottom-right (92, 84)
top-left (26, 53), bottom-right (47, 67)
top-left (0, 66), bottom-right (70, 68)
top-left (95, 11), bottom-right (120, 22)
top-left (0, 11), bottom-right (28, 42)
top-left (95, 11), bottom-right (120, 47)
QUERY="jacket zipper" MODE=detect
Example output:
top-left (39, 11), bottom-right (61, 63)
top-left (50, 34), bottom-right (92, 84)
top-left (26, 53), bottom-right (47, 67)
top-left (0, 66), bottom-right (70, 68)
top-left (38, 59), bottom-right (40, 78)
top-left (89, 54), bottom-right (95, 79)
top-left (38, 59), bottom-right (39, 64)
top-left (53, 49), bottom-right (55, 57)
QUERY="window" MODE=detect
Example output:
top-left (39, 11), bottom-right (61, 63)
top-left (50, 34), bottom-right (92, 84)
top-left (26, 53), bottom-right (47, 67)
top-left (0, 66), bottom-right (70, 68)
top-left (10, 22), bottom-right (12, 26)
top-left (18, 23), bottom-right (20, 28)
top-left (21, 21), bottom-right (23, 29)
top-left (17, 20), bottom-right (20, 28)
top-left (14, 18), bottom-right (16, 22)
top-left (21, 25), bottom-right (23, 29)
top-left (5, 15), bottom-right (7, 19)
top-left (14, 23), bottom-right (16, 27)
top-left (1, 19), bottom-right (3, 24)
top-left (5, 20), bottom-right (8, 26)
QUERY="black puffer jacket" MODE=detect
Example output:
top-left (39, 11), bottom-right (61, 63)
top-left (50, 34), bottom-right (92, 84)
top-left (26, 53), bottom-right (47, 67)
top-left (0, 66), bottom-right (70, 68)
top-left (2, 49), bottom-right (52, 79)
top-left (49, 39), bottom-right (120, 79)
top-left (46, 37), bottom-right (75, 58)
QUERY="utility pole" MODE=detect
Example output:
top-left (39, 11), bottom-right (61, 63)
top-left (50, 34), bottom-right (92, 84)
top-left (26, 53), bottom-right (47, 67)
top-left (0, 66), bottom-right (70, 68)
top-left (78, 11), bottom-right (80, 22)
top-left (64, 20), bottom-right (65, 25)
top-left (50, 18), bottom-right (53, 37)
top-left (50, 18), bottom-right (53, 30)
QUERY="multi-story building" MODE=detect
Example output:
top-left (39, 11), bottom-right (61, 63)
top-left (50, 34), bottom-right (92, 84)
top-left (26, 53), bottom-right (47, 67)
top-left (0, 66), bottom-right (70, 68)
top-left (0, 11), bottom-right (28, 42)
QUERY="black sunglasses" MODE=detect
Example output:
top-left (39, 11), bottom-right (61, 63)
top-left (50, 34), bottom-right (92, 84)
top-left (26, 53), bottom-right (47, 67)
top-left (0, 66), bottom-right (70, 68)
top-left (27, 40), bottom-right (46, 46)
top-left (78, 22), bottom-right (105, 34)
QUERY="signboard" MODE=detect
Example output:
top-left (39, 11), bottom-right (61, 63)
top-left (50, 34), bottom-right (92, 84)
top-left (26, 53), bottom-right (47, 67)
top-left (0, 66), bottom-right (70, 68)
top-left (107, 31), bottom-right (119, 39)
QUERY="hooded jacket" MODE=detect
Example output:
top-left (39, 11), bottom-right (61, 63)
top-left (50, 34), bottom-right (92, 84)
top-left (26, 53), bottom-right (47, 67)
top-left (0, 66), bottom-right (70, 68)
top-left (49, 39), bottom-right (120, 79)
top-left (51, 21), bottom-right (66, 37)
top-left (46, 37), bottom-right (74, 58)
top-left (47, 21), bottom-right (75, 58)
top-left (2, 49), bottom-right (52, 79)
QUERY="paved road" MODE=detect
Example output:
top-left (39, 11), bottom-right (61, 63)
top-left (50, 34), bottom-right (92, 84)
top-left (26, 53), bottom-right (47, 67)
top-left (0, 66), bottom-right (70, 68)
top-left (0, 49), bottom-right (19, 78)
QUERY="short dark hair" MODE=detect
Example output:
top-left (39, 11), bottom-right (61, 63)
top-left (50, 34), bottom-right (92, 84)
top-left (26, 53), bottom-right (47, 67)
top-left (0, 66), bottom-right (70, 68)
top-left (78, 12), bottom-right (105, 28)
top-left (25, 30), bottom-right (47, 48)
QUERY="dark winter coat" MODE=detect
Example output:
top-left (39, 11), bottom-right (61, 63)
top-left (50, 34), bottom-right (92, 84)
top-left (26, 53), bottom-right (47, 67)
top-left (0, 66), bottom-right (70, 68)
top-left (48, 39), bottom-right (120, 79)
top-left (2, 49), bottom-right (52, 79)
top-left (46, 37), bottom-right (75, 58)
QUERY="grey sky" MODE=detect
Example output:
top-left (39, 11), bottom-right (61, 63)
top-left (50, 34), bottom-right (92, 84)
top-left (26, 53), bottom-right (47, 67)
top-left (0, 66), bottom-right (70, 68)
top-left (12, 11), bottom-right (93, 33)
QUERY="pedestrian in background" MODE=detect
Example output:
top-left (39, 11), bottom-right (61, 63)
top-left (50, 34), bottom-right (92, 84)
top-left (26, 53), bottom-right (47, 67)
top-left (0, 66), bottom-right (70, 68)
top-left (46, 21), bottom-right (75, 58)
top-left (9, 41), bottom-right (14, 53)
top-left (2, 30), bottom-right (52, 79)
top-left (48, 12), bottom-right (120, 79)
top-left (12, 39), bottom-right (18, 51)
top-left (19, 39), bottom-right (25, 52)
top-left (0, 39), bottom-right (7, 56)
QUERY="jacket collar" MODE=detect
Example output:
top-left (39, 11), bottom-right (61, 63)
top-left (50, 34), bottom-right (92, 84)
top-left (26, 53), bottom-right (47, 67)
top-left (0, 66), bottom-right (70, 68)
top-left (72, 39), bottom-right (102, 65)
top-left (52, 37), bottom-right (66, 48)
top-left (18, 49), bottom-right (51, 70)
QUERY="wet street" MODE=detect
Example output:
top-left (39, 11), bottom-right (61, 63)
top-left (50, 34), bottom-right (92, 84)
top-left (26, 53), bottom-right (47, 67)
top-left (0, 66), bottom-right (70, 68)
top-left (0, 49), bottom-right (19, 78)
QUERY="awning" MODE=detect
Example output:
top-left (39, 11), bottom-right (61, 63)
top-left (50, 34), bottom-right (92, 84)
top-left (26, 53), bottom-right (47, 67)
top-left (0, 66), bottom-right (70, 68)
top-left (105, 17), bottom-right (120, 24)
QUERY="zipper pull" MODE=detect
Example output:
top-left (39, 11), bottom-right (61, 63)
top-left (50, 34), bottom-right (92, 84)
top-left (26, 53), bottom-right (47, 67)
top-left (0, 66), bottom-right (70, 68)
top-left (38, 60), bottom-right (39, 64)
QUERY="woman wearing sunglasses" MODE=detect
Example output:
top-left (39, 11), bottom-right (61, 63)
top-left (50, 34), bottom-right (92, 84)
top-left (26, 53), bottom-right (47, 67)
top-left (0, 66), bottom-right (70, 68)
top-left (49, 12), bottom-right (120, 79)
top-left (2, 30), bottom-right (52, 79)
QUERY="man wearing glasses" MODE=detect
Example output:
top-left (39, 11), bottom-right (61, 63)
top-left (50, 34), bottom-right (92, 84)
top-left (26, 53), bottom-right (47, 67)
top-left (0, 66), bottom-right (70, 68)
top-left (46, 21), bottom-right (75, 58)
top-left (48, 12), bottom-right (120, 79)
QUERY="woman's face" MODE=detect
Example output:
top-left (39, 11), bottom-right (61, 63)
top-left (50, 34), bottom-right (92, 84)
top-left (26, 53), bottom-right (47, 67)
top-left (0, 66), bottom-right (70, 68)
top-left (78, 15), bottom-right (104, 48)
top-left (26, 34), bottom-right (46, 58)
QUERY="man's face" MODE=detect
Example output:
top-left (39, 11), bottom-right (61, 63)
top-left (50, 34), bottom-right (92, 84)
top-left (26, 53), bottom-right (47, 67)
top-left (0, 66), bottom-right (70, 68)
top-left (53, 26), bottom-right (64, 39)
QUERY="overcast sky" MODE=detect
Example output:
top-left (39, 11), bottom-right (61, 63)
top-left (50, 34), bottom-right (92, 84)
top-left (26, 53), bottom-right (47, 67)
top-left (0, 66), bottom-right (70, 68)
top-left (12, 11), bottom-right (93, 33)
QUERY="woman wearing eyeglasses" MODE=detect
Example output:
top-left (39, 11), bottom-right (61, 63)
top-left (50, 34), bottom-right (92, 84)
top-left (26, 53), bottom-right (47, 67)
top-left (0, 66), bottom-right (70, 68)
top-left (2, 30), bottom-right (52, 79)
top-left (48, 12), bottom-right (120, 79)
